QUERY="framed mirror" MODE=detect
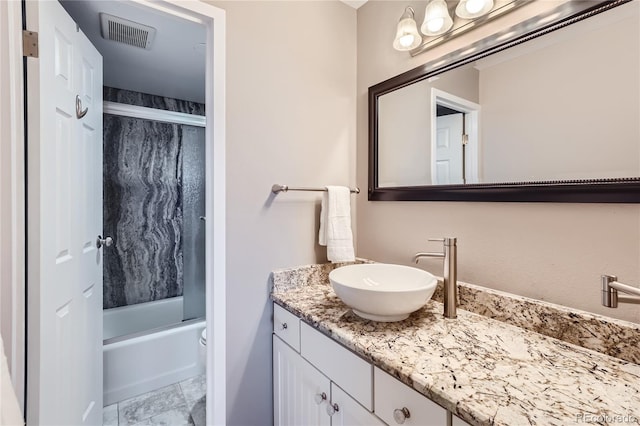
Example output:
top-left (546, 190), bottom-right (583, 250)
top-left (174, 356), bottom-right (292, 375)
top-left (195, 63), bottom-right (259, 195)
top-left (369, 0), bottom-right (640, 202)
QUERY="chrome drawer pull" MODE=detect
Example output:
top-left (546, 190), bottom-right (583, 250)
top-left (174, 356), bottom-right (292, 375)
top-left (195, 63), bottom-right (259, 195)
top-left (314, 392), bottom-right (327, 405)
top-left (326, 402), bottom-right (339, 416)
top-left (393, 407), bottom-right (411, 424)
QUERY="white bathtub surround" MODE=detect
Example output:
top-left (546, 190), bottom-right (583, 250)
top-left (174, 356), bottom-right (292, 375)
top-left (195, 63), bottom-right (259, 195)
top-left (103, 319), bottom-right (205, 405)
top-left (103, 297), bottom-right (184, 340)
top-left (271, 262), bottom-right (640, 425)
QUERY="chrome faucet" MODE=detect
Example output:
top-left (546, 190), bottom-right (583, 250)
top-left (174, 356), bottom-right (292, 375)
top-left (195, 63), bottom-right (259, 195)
top-left (601, 275), bottom-right (640, 308)
top-left (413, 238), bottom-right (457, 319)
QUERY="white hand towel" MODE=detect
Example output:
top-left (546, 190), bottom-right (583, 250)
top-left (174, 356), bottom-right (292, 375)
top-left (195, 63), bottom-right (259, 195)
top-left (319, 186), bottom-right (355, 263)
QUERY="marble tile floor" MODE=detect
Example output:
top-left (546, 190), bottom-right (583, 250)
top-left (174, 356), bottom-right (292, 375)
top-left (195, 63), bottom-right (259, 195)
top-left (103, 375), bottom-right (206, 426)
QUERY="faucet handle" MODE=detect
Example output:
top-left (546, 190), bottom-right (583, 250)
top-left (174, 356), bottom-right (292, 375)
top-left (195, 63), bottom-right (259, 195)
top-left (429, 237), bottom-right (457, 246)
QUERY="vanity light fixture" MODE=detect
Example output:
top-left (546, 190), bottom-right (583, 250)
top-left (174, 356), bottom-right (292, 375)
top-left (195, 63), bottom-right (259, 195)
top-left (420, 0), bottom-right (453, 37)
top-left (455, 0), bottom-right (494, 19)
top-left (393, 6), bottom-right (422, 51)
top-left (394, 0), bottom-right (506, 55)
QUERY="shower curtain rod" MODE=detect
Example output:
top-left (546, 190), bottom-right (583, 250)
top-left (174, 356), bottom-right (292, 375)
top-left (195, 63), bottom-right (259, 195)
top-left (103, 101), bottom-right (207, 127)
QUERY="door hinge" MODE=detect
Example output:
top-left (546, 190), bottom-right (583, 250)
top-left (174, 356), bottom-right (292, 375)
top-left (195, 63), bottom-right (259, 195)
top-left (23, 30), bottom-right (39, 58)
top-left (462, 134), bottom-right (469, 146)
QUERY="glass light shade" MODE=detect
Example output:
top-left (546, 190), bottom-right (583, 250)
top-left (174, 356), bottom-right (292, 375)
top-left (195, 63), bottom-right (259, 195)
top-left (421, 0), bottom-right (454, 36)
top-left (455, 0), bottom-right (494, 19)
top-left (393, 7), bottom-right (422, 51)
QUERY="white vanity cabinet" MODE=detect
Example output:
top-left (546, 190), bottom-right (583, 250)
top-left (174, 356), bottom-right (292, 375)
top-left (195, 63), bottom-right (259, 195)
top-left (273, 304), bottom-right (382, 426)
top-left (272, 303), bottom-right (451, 426)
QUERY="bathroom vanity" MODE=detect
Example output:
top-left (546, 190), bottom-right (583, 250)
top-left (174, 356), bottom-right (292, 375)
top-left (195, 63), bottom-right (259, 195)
top-left (271, 262), bottom-right (640, 426)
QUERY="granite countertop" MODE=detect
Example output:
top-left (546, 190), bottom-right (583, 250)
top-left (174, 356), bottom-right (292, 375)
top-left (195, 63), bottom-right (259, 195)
top-left (271, 262), bottom-right (640, 426)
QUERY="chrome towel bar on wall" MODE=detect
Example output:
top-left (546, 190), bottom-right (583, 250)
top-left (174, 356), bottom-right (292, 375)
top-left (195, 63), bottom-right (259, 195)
top-left (271, 184), bottom-right (360, 194)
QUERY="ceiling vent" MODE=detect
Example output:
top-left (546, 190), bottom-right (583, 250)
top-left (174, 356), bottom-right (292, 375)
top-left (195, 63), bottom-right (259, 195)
top-left (100, 13), bottom-right (156, 50)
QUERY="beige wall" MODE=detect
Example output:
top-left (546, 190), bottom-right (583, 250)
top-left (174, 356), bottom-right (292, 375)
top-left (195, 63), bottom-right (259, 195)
top-left (378, 80), bottom-right (432, 186)
top-left (357, 0), bottom-right (640, 324)
top-left (479, 6), bottom-right (639, 182)
top-left (206, 1), bottom-right (356, 424)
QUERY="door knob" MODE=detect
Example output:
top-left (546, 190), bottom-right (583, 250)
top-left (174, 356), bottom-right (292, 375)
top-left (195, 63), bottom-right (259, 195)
top-left (96, 235), bottom-right (113, 249)
top-left (76, 95), bottom-right (88, 119)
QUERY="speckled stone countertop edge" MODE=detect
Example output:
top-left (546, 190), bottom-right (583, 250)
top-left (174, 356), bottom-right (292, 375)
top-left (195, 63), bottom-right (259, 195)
top-left (271, 288), bottom-right (640, 426)
top-left (271, 259), bottom-right (640, 364)
top-left (457, 280), bottom-right (640, 331)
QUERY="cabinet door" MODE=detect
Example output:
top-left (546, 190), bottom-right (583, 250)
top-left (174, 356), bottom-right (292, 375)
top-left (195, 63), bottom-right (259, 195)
top-left (273, 335), bottom-right (331, 426)
top-left (329, 383), bottom-right (385, 426)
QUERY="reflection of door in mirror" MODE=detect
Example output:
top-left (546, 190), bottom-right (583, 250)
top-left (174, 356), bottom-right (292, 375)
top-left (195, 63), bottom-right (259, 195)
top-left (378, 66), bottom-right (480, 188)
top-left (431, 89), bottom-right (480, 185)
top-left (434, 110), bottom-right (464, 185)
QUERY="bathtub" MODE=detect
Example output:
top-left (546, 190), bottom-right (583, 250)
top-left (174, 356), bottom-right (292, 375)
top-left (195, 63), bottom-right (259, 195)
top-left (103, 297), bottom-right (205, 405)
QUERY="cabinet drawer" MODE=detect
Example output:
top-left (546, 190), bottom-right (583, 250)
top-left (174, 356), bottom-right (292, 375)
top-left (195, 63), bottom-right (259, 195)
top-left (374, 367), bottom-right (447, 426)
top-left (330, 383), bottom-right (385, 426)
top-left (273, 304), bottom-right (301, 352)
top-left (300, 323), bottom-right (372, 410)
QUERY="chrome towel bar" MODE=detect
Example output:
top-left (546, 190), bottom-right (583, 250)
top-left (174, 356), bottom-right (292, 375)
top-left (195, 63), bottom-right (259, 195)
top-left (271, 184), bottom-right (360, 194)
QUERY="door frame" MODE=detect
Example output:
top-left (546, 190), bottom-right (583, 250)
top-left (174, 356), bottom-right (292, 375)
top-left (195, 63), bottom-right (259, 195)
top-left (430, 88), bottom-right (481, 184)
top-left (19, 0), bottom-right (226, 424)
top-left (0, 0), bottom-right (26, 412)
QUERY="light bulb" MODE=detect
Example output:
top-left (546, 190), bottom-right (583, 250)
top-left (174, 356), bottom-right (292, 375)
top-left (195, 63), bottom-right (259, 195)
top-left (399, 34), bottom-right (415, 48)
top-left (426, 18), bottom-right (444, 33)
top-left (421, 0), bottom-right (453, 36)
top-left (455, 0), bottom-right (494, 19)
top-left (465, 0), bottom-right (484, 14)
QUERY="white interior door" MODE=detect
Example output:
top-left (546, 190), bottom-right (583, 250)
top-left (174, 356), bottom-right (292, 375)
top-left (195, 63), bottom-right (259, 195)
top-left (434, 113), bottom-right (464, 185)
top-left (26, 1), bottom-right (103, 424)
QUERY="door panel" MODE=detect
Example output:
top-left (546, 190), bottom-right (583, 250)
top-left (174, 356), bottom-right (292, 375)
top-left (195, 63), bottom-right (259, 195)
top-left (26, 1), bottom-right (103, 424)
top-left (434, 113), bottom-right (464, 185)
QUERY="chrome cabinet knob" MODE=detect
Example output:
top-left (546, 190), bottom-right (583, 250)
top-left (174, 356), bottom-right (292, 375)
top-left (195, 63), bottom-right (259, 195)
top-left (314, 392), bottom-right (327, 405)
top-left (96, 235), bottom-right (113, 249)
top-left (393, 407), bottom-right (411, 424)
top-left (326, 402), bottom-right (339, 416)
top-left (281, 323), bottom-right (288, 330)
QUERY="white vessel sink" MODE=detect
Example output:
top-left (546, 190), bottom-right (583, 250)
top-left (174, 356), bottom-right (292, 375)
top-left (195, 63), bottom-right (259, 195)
top-left (329, 264), bottom-right (437, 322)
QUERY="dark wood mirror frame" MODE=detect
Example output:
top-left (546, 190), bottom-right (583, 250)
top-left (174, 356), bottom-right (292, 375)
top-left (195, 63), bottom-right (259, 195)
top-left (368, 0), bottom-right (640, 203)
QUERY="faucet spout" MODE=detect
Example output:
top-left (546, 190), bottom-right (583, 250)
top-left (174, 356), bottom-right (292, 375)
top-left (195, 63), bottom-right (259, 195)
top-left (413, 238), bottom-right (458, 319)
top-left (413, 252), bottom-right (444, 263)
